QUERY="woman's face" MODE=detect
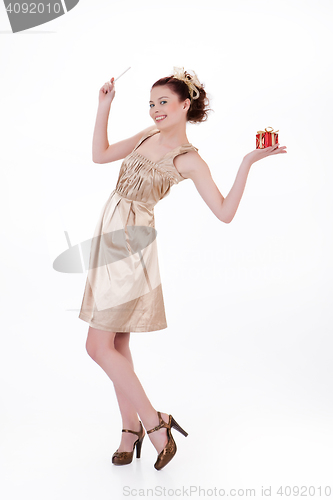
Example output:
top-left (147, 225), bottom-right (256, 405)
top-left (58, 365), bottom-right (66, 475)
top-left (149, 85), bottom-right (190, 129)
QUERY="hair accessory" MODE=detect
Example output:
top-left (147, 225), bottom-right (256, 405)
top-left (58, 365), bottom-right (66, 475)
top-left (172, 67), bottom-right (201, 100)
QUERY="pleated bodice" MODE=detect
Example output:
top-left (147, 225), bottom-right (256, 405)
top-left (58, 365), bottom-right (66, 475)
top-left (115, 128), bottom-right (198, 206)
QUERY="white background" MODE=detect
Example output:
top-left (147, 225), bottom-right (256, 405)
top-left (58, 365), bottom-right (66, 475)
top-left (1, 0), bottom-right (333, 498)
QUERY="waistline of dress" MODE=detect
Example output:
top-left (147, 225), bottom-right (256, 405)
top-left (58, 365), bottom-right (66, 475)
top-left (113, 189), bottom-right (156, 210)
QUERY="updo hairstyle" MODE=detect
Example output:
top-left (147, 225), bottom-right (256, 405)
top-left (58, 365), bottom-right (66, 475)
top-left (151, 69), bottom-right (211, 124)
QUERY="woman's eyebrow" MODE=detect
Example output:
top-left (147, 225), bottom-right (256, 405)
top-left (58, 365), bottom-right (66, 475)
top-left (149, 96), bottom-right (169, 103)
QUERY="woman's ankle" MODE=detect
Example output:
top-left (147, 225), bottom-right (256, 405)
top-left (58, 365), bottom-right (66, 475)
top-left (122, 417), bottom-right (141, 431)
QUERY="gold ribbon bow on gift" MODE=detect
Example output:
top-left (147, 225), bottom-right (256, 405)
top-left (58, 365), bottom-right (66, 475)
top-left (172, 66), bottom-right (201, 100)
top-left (257, 126), bottom-right (279, 135)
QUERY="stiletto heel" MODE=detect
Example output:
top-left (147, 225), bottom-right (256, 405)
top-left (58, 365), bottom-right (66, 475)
top-left (170, 416), bottom-right (188, 437)
top-left (112, 420), bottom-right (145, 465)
top-left (135, 435), bottom-right (144, 458)
top-left (147, 411), bottom-right (188, 470)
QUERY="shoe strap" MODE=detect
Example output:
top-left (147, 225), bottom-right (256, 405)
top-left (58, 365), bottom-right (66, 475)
top-left (122, 421), bottom-right (143, 437)
top-left (147, 411), bottom-right (170, 434)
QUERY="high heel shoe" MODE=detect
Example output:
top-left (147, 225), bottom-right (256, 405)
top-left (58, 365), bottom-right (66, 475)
top-left (147, 411), bottom-right (188, 470)
top-left (112, 420), bottom-right (145, 465)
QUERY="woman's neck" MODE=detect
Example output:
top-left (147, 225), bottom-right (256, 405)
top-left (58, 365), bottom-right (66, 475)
top-left (154, 123), bottom-right (189, 148)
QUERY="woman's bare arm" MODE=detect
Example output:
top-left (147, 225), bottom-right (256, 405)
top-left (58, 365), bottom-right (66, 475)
top-left (174, 143), bottom-right (287, 224)
top-left (93, 76), bottom-right (155, 163)
top-left (92, 102), bottom-right (155, 163)
top-left (175, 151), bottom-right (247, 223)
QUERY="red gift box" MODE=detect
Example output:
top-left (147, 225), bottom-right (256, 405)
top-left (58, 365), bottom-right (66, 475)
top-left (256, 127), bottom-right (279, 149)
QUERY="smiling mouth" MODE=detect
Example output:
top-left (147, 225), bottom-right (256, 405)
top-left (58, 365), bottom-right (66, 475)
top-left (155, 115), bottom-right (167, 122)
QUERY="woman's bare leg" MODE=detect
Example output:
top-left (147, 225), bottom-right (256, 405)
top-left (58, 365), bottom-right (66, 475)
top-left (112, 332), bottom-right (143, 452)
top-left (86, 326), bottom-right (168, 453)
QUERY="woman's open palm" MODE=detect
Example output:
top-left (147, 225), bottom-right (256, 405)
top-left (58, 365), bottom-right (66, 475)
top-left (244, 143), bottom-right (287, 165)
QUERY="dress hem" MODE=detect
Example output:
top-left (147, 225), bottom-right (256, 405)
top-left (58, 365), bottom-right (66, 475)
top-left (78, 313), bottom-right (167, 333)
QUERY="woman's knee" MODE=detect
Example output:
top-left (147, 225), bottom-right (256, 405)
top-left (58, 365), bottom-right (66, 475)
top-left (85, 327), bottom-right (116, 361)
top-left (114, 332), bottom-right (130, 351)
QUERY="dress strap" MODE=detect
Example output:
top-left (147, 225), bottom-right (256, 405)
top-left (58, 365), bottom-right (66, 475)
top-left (132, 128), bottom-right (159, 152)
top-left (167, 144), bottom-right (199, 182)
top-left (133, 128), bottom-right (198, 156)
top-left (169, 143), bottom-right (199, 165)
top-left (175, 143), bottom-right (199, 155)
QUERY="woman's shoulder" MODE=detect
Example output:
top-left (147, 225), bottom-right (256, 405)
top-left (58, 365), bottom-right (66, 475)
top-left (175, 147), bottom-right (202, 164)
top-left (141, 125), bottom-right (159, 139)
top-left (174, 148), bottom-right (205, 179)
top-left (131, 126), bottom-right (159, 152)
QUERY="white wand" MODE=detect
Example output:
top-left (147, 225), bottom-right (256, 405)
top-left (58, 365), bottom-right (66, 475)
top-left (114, 67), bottom-right (131, 82)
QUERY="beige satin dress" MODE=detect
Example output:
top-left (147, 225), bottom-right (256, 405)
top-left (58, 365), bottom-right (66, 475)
top-left (78, 127), bottom-right (198, 333)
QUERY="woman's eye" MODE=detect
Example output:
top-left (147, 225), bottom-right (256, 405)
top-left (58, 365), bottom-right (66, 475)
top-left (149, 101), bottom-right (167, 108)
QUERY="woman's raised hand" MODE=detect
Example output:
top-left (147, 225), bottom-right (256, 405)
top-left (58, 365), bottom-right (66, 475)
top-left (99, 77), bottom-right (116, 106)
top-left (244, 143), bottom-right (287, 165)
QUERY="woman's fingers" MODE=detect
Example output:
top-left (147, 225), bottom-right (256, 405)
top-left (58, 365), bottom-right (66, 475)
top-left (107, 77), bottom-right (114, 92)
top-left (271, 144), bottom-right (287, 154)
top-left (101, 78), bottom-right (115, 94)
top-left (244, 144), bottom-right (287, 164)
top-left (98, 77), bottom-right (116, 104)
top-left (266, 143), bottom-right (287, 154)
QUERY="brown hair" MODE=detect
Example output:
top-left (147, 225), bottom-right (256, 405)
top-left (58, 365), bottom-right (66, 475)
top-left (151, 70), bottom-right (211, 124)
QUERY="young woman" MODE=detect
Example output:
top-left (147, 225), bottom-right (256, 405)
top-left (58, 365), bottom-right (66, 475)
top-left (78, 67), bottom-right (287, 471)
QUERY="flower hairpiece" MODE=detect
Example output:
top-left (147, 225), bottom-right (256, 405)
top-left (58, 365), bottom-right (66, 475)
top-left (172, 67), bottom-right (201, 100)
